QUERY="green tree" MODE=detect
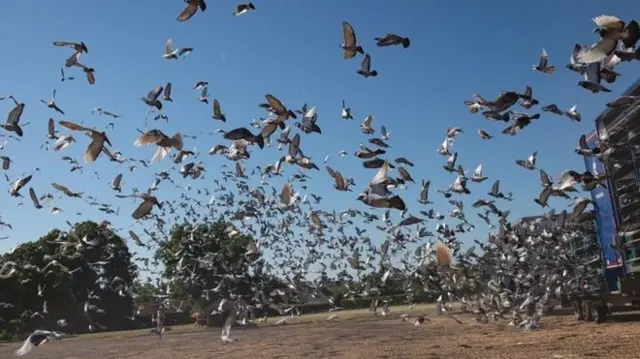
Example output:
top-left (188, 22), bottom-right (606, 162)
top-left (131, 280), bottom-right (161, 306)
top-left (0, 221), bottom-right (137, 336)
top-left (155, 219), bottom-right (254, 310)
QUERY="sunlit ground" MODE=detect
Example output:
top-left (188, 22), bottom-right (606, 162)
top-left (2, 304), bottom-right (640, 358)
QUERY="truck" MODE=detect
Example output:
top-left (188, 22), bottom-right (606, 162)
top-left (570, 95), bottom-right (640, 323)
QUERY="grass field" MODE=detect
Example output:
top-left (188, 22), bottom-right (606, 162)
top-left (42, 302), bottom-right (443, 341)
top-left (259, 302), bottom-right (442, 324)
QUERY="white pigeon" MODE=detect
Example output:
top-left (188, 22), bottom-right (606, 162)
top-left (446, 127), bottom-right (463, 138)
top-left (53, 135), bottom-right (75, 151)
top-left (341, 100), bottom-right (353, 120)
top-left (15, 330), bottom-right (65, 356)
top-left (381, 301), bottom-right (390, 316)
top-left (221, 309), bottom-right (237, 344)
top-left (438, 137), bottom-right (452, 156)
top-left (576, 15), bottom-right (623, 64)
top-left (279, 181), bottom-right (300, 209)
top-left (162, 39), bottom-right (179, 59)
top-left (326, 314), bottom-right (339, 321)
top-left (50, 207), bottom-right (63, 216)
top-left (360, 115), bottom-right (375, 134)
top-left (565, 104), bottom-right (581, 122)
top-left (471, 164), bottom-right (488, 182)
top-left (557, 171), bottom-right (579, 190)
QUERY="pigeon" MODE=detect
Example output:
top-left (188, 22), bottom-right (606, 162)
top-left (233, 2), bottom-right (256, 16)
top-left (360, 115), bottom-right (375, 135)
top-left (566, 44), bottom-right (586, 73)
top-left (296, 107), bottom-right (322, 134)
top-left (135, 130), bottom-right (184, 163)
top-left (1, 98), bottom-right (25, 137)
top-left (374, 33), bottom-right (410, 48)
top-left (117, 193), bottom-right (162, 219)
top-left (577, 15), bottom-right (639, 64)
top-left (163, 83), bottom-right (173, 102)
top-left (212, 99), bottom-right (226, 122)
top-left (223, 127), bottom-right (265, 149)
top-left (178, 0), bottom-right (207, 22)
top-left (471, 164), bottom-right (488, 183)
top-left (15, 330), bottom-right (65, 356)
top-left (141, 86), bottom-right (164, 110)
top-left (541, 104), bottom-right (563, 115)
top-left (53, 40), bottom-right (88, 53)
top-left (162, 39), bottom-right (180, 59)
top-left (477, 129), bottom-right (493, 139)
top-left (516, 151), bottom-right (537, 170)
top-left (488, 91), bottom-right (519, 113)
top-left (607, 96), bottom-right (640, 108)
top-left (518, 86), bottom-right (539, 109)
top-left (341, 100), bottom-right (353, 120)
top-left (578, 62), bottom-right (611, 93)
top-left (40, 89), bottom-right (65, 115)
top-left (357, 54), bottom-right (378, 78)
top-left (341, 21), bottom-right (364, 59)
top-left (533, 48), bottom-right (555, 73)
top-left (565, 105), bottom-right (581, 122)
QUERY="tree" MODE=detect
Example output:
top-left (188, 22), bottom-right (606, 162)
top-left (74, 221), bottom-right (138, 331)
top-left (0, 221), bottom-right (137, 337)
top-left (131, 280), bottom-right (161, 306)
top-left (155, 219), bottom-right (255, 310)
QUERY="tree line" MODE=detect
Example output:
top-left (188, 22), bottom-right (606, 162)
top-left (0, 221), bottom-right (136, 339)
top-left (0, 219), bottom-right (457, 339)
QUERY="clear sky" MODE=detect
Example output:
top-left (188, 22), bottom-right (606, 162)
top-left (0, 1), bottom-right (636, 267)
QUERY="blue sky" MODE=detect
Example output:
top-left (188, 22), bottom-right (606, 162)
top-left (0, 1), bottom-right (635, 270)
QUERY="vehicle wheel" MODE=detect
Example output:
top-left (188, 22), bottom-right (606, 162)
top-left (591, 303), bottom-right (607, 324)
top-left (573, 301), bottom-right (584, 320)
top-left (543, 305), bottom-right (554, 315)
top-left (583, 301), bottom-right (594, 322)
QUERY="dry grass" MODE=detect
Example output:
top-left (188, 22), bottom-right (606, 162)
top-left (260, 302), bottom-right (441, 324)
top-left (2, 308), bottom-right (640, 358)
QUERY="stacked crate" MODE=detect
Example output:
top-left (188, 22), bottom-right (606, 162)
top-left (513, 213), bottom-right (605, 293)
top-left (595, 79), bottom-right (640, 273)
top-left (567, 214), bottom-right (606, 293)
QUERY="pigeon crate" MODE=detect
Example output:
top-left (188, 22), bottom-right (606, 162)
top-left (615, 192), bottom-right (640, 209)
top-left (569, 235), bottom-right (598, 254)
top-left (582, 254), bottom-right (602, 267)
top-left (624, 252), bottom-right (640, 269)
top-left (596, 80), bottom-right (640, 136)
top-left (626, 257), bottom-right (640, 275)
top-left (620, 235), bottom-right (640, 263)
top-left (619, 275), bottom-right (640, 299)
top-left (620, 233), bottom-right (640, 246)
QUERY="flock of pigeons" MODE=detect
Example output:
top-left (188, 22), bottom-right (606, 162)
top-left (1, 2), bottom-right (640, 356)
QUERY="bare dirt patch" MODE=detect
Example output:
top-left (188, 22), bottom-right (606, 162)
top-left (1, 313), bottom-right (639, 359)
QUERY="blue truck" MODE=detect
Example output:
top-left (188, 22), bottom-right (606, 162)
top-left (571, 99), bottom-right (640, 323)
top-left (583, 131), bottom-right (625, 290)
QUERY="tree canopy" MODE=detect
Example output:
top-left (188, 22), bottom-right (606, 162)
top-left (154, 219), bottom-right (258, 310)
top-left (0, 221), bottom-right (137, 338)
top-left (130, 280), bottom-right (162, 306)
top-left (0, 217), bottom-right (478, 338)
